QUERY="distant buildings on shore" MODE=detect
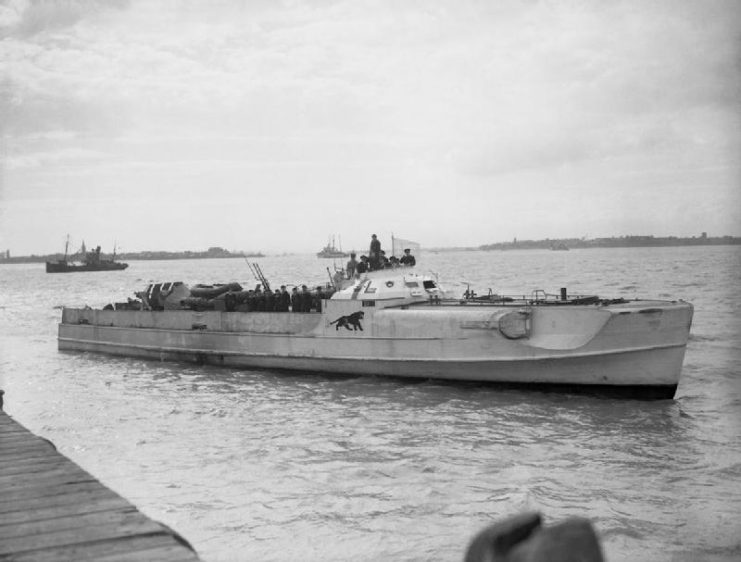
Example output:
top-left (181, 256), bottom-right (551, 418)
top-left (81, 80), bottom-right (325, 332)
top-left (3, 234), bottom-right (741, 264)
top-left (0, 246), bottom-right (264, 264)
top-left (479, 233), bottom-right (741, 251)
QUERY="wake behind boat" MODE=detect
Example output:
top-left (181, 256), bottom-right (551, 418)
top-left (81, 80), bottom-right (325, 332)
top-left (57, 256), bottom-right (693, 398)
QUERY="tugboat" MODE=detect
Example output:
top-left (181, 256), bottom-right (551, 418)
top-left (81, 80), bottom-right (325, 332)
top-left (46, 237), bottom-right (128, 273)
top-left (316, 236), bottom-right (349, 259)
top-left (57, 259), bottom-right (693, 398)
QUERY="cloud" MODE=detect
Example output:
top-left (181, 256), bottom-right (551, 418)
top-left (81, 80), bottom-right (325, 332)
top-left (1, 0), bottom-right (739, 254)
top-left (5, 146), bottom-right (105, 170)
top-left (0, 0), bottom-right (129, 39)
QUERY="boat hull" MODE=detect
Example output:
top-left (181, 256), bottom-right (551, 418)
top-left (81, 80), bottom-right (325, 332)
top-left (316, 252), bottom-right (348, 258)
top-left (46, 262), bottom-right (128, 273)
top-left (58, 299), bottom-right (692, 398)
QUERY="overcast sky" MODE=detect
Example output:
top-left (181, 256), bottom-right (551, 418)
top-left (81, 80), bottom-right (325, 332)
top-left (1, 0), bottom-right (739, 255)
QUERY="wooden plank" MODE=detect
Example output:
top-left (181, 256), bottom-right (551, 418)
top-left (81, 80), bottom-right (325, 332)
top-left (1, 468), bottom-right (95, 489)
top-left (0, 444), bottom-right (58, 457)
top-left (95, 543), bottom-right (201, 562)
top-left (0, 433), bottom-right (54, 444)
top-left (0, 455), bottom-right (80, 469)
top-left (1, 428), bottom-right (54, 438)
top-left (0, 456), bottom-right (72, 475)
top-left (1, 479), bottom-right (115, 503)
top-left (0, 428), bottom-right (40, 436)
top-left (7, 535), bottom-right (199, 562)
top-left (0, 488), bottom-right (125, 514)
top-left (0, 434), bottom-right (60, 445)
top-left (0, 429), bottom-right (55, 441)
top-left (0, 439), bottom-right (52, 449)
top-left (0, 445), bottom-right (60, 461)
top-left (0, 511), bottom-right (169, 555)
top-left (0, 507), bottom-right (147, 541)
top-left (0, 496), bottom-right (132, 525)
top-left (0, 410), bottom-right (201, 560)
top-left (0, 460), bottom-right (89, 480)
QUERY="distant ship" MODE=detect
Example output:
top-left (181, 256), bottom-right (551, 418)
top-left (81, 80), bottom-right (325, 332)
top-left (46, 237), bottom-right (128, 273)
top-left (317, 236), bottom-right (349, 259)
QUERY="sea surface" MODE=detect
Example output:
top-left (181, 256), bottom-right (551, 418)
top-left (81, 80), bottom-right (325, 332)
top-left (1, 247), bottom-right (740, 562)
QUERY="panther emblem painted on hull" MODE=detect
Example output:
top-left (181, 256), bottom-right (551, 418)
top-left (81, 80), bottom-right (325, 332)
top-left (329, 311), bottom-right (364, 331)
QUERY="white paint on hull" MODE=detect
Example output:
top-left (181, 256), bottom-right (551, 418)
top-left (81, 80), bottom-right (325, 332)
top-left (59, 330), bottom-right (686, 387)
top-left (58, 297), bottom-right (692, 390)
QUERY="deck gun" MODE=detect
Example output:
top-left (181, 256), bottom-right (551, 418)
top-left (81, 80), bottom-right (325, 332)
top-left (245, 260), bottom-right (271, 292)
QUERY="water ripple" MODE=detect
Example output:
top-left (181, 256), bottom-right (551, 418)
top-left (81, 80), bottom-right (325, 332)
top-left (1, 248), bottom-right (740, 562)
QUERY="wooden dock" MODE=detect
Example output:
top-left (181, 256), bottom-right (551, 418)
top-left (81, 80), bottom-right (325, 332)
top-left (0, 394), bottom-right (201, 561)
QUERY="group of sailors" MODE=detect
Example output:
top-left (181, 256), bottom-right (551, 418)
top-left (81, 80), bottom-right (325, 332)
top-left (345, 234), bottom-right (416, 278)
top-left (177, 234), bottom-right (418, 313)
top-left (232, 284), bottom-right (332, 313)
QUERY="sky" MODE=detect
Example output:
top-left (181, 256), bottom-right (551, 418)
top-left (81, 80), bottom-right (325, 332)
top-left (1, 0), bottom-right (740, 255)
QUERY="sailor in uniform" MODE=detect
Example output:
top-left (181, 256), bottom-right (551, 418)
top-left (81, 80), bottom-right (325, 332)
top-left (346, 252), bottom-right (359, 278)
top-left (369, 234), bottom-right (381, 270)
top-left (400, 248), bottom-right (416, 267)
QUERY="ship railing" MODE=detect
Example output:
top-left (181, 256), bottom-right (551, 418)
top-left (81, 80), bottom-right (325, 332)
top-left (402, 290), bottom-right (603, 307)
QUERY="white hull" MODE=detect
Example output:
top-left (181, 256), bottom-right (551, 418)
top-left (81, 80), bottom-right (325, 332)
top-left (59, 296), bottom-right (693, 398)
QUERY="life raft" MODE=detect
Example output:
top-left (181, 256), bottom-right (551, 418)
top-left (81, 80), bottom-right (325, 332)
top-left (189, 283), bottom-right (243, 299)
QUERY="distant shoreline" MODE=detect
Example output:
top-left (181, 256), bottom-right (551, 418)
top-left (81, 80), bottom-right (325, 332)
top-left (430, 234), bottom-right (741, 252)
top-left (0, 248), bottom-right (264, 265)
top-left (475, 234), bottom-right (741, 252)
top-left (2, 235), bottom-right (740, 264)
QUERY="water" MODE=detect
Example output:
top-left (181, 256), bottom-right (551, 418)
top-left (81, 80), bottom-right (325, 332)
top-left (1, 247), bottom-right (740, 561)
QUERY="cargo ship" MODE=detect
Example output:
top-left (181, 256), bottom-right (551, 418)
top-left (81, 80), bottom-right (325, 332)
top-left (46, 237), bottom-right (128, 273)
top-left (317, 236), bottom-right (349, 258)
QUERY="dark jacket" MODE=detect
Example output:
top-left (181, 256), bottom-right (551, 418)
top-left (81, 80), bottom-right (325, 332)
top-left (400, 254), bottom-right (416, 266)
top-left (300, 290), bottom-right (312, 312)
top-left (278, 291), bottom-right (291, 312)
top-left (291, 291), bottom-right (300, 312)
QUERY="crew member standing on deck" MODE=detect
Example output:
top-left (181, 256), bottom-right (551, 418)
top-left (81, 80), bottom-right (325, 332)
top-left (300, 285), bottom-right (312, 312)
top-left (291, 287), bottom-right (300, 312)
top-left (357, 255), bottom-right (369, 274)
top-left (264, 287), bottom-right (275, 311)
top-left (346, 252), bottom-right (358, 278)
top-left (314, 286), bottom-right (324, 312)
top-left (369, 234), bottom-right (381, 271)
top-left (399, 248), bottom-right (416, 267)
top-left (278, 285), bottom-right (291, 312)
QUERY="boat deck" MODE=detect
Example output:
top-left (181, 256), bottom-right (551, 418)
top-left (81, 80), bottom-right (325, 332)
top-left (0, 401), bottom-right (200, 561)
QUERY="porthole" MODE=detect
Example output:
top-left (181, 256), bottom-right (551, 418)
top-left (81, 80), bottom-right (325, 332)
top-left (386, 281), bottom-right (394, 288)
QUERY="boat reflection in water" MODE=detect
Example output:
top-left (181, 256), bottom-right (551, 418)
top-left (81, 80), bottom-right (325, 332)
top-left (58, 263), bottom-right (693, 399)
